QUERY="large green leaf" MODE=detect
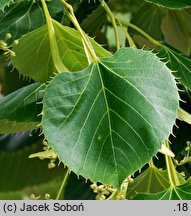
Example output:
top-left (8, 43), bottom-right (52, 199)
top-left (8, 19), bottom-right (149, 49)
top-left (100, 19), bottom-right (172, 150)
top-left (11, 20), bottom-right (111, 82)
top-left (0, 83), bottom-right (45, 134)
top-left (157, 45), bottom-right (191, 91)
top-left (127, 164), bottom-right (185, 199)
top-left (42, 47), bottom-right (179, 188)
top-left (161, 9), bottom-right (191, 56)
top-left (145, 0), bottom-right (191, 9)
top-left (134, 177), bottom-right (191, 200)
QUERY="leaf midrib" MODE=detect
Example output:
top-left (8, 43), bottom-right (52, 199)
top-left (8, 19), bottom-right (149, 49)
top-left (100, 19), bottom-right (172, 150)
top-left (96, 63), bottom-right (119, 184)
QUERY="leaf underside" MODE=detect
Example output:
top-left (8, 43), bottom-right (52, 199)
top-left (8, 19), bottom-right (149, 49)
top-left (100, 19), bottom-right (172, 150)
top-left (42, 47), bottom-right (179, 188)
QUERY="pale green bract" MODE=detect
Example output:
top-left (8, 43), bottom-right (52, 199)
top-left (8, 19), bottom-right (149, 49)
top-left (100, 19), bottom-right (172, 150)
top-left (42, 47), bottom-right (179, 188)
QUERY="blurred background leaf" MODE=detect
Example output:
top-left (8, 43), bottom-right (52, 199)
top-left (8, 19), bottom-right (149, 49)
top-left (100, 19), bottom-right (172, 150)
top-left (161, 9), bottom-right (191, 56)
top-left (63, 172), bottom-right (95, 200)
top-left (131, 3), bottom-right (166, 41)
top-left (0, 134), bottom-right (63, 192)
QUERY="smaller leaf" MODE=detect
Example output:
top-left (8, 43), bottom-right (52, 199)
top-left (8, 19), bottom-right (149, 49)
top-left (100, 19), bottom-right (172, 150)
top-left (157, 45), bottom-right (191, 91)
top-left (0, 83), bottom-right (45, 134)
top-left (145, 0), bottom-right (191, 10)
top-left (134, 177), bottom-right (191, 200)
top-left (127, 166), bottom-right (170, 199)
top-left (126, 164), bottom-right (185, 199)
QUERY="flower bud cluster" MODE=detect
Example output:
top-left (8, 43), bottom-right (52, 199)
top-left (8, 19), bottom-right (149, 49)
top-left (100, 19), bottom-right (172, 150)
top-left (0, 33), bottom-right (19, 58)
top-left (90, 182), bottom-right (115, 200)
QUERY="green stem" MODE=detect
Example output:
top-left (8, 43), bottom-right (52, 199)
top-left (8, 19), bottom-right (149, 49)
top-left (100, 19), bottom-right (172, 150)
top-left (99, 0), bottom-right (120, 50)
top-left (116, 18), bottom-right (136, 48)
top-left (116, 18), bottom-right (162, 48)
top-left (41, 0), bottom-right (68, 72)
top-left (61, 0), bottom-right (98, 64)
top-left (164, 140), bottom-right (180, 187)
top-left (56, 168), bottom-right (70, 200)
